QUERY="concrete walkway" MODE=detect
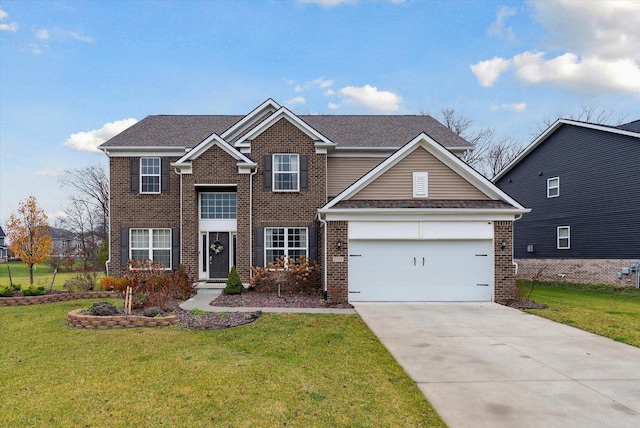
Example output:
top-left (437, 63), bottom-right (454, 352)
top-left (354, 302), bottom-right (640, 428)
top-left (179, 290), bottom-right (356, 314)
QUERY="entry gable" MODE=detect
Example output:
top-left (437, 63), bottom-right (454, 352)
top-left (323, 133), bottom-right (526, 210)
top-left (172, 133), bottom-right (256, 175)
top-left (234, 106), bottom-right (336, 154)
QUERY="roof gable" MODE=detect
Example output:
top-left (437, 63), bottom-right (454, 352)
top-left (494, 119), bottom-right (640, 182)
top-left (323, 133), bottom-right (525, 211)
top-left (173, 133), bottom-right (256, 174)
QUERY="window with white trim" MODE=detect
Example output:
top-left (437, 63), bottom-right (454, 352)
top-left (200, 193), bottom-right (237, 219)
top-left (413, 172), bottom-right (428, 198)
top-left (140, 158), bottom-right (161, 194)
top-left (547, 177), bottom-right (559, 198)
top-left (130, 228), bottom-right (171, 267)
top-left (557, 226), bottom-right (570, 249)
top-left (265, 227), bottom-right (307, 264)
top-left (273, 154), bottom-right (299, 191)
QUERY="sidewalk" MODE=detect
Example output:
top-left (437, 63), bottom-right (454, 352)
top-left (179, 290), bottom-right (357, 315)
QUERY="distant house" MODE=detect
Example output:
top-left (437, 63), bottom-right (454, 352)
top-left (0, 226), bottom-right (7, 262)
top-left (48, 227), bottom-right (79, 259)
top-left (99, 98), bottom-right (527, 303)
top-left (494, 119), bottom-right (640, 286)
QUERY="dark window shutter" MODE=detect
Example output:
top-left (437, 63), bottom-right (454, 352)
top-left (255, 227), bottom-right (264, 267)
top-left (300, 155), bottom-right (309, 191)
top-left (120, 228), bottom-right (129, 269)
top-left (308, 227), bottom-right (317, 263)
top-left (263, 155), bottom-right (272, 190)
top-left (130, 159), bottom-right (139, 192)
top-left (171, 228), bottom-right (180, 269)
top-left (161, 158), bottom-right (170, 193)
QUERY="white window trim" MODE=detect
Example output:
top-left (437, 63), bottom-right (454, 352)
top-left (547, 177), bottom-right (559, 198)
top-left (557, 226), bottom-right (570, 249)
top-left (272, 154), bottom-right (300, 192)
top-left (130, 228), bottom-right (172, 268)
top-left (200, 192), bottom-right (237, 220)
top-left (412, 172), bottom-right (429, 198)
top-left (140, 157), bottom-right (161, 194)
top-left (264, 227), bottom-right (308, 265)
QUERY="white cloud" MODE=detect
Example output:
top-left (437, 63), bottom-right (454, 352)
top-left (29, 43), bottom-right (45, 56)
top-left (63, 118), bottom-right (138, 153)
top-left (295, 77), bottom-right (334, 92)
top-left (488, 5), bottom-right (516, 41)
top-left (470, 57), bottom-right (512, 87)
top-left (69, 31), bottom-right (94, 43)
top-left (327, 102), bottom-right (340, 110)
top-left (473, 1), bottom-right (640, 95)
top-left (35, 169), bottom-right (64, 177)
top-left (502, 102), bottom-right (527, 112)
top-left (324, 89), bottom-right (335, 96)
top-left (285, 96), bottom-right (306, 106)
top-left (339, 85), bottom-right (402, 112)
top-left (298, 0), bottom-right (357, 6)
top-left (35, 29), bottom-right (50, 40)
top-left (0, 6), bottom-right (18, 32)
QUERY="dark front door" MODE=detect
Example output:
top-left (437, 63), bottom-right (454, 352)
top-left (209, 232), bottom-right (229, 279)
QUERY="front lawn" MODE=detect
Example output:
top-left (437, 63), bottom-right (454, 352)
top-left (520, 281), bottom-right (640, 348)
top-left (0, 261), bottom-right (103, 290)
top-left (0, 300), bottom-right (445, 427)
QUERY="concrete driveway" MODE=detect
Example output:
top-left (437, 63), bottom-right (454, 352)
top-left (354, 302), bottom-right (640, 428)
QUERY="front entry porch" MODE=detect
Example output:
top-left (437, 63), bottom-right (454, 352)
top-left (200, 231), bottom-right (236, 281)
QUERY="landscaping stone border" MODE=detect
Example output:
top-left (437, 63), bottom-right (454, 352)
top-left (0, 291), bottom-right (118, 307)
top-left (67, 309), bottom-right (178, 329)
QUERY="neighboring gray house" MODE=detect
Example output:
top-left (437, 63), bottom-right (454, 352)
top-left (0, 226), bottom-right (7, 262)
top-left (494, 119), bottom-right (640, 286)
top-left (49, 227), bottom-right (79, 258)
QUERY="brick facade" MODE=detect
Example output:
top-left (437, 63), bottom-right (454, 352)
top-left (515, 258), bottom-right (639, 286)
top-left (494, 220), bottom-right (516, 301)
top-left (326, 221), bottom-right (349, 302)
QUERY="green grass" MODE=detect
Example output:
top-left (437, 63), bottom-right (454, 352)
top-left (520, 280), bottom-right (640, 347)
top-left (0, 261), bottom-right (103, 290)
top-left (0, 300), bottom-right (445, 427)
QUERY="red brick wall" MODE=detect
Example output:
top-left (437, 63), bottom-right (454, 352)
top-left (326, 221), bottom-right (348, 302)
top-left (494, 220), bottom-right (516, 301)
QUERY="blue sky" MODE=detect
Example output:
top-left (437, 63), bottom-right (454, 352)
top-left (1, 0), bottom-right (639, 226)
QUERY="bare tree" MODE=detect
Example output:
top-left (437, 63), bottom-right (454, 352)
top-left (60, 197), bottom-right (100, 270)
top-left (59, 164), bottom-right (109, 239)
top-left (531, 105), bottom-right (629, 138)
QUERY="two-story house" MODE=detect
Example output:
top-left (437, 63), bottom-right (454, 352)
top-left (0, 226), bottom-right (7, 262)
top-left (100, 99), bottom-right (527, 303)
top-left (495, 119), bottom-right (640, 286)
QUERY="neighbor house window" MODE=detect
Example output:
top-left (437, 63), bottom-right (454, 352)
top-left (200, 193), bottom-right (237, 219)
top-left (140, 158), bottom-right (161, 193)
top-left (412, 172), bottom-right (429, 198)
top-left (265, 227), bottom-right (307, 264)
top-left (130, 228), bottom-right (171, 267)
top-left (273, 154), bottom-right (299, 191)
top-left (557, 226), bottom-right (570, 249)
top-left (547, 177), bottom-right (559, 198)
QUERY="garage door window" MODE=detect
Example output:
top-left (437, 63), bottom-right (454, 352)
top-left (265, 227), bottom-right (307, 264)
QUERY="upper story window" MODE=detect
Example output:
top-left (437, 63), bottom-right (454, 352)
top-left (273, 154), bottom-right (299, 192)
top-left (130, 228), bottom-right (171, 268)
top-left (557, 226), bottom-right (570, 249)
top-left (140, 158), bottom-right (161, 194)
top-left (200, 193), bottom-right (237, 219)
top-left (547, 177), bottom-right (559, 198)
top-left (412, 172), bottom-right (429, 198)
top-left (265, 227), bottom-right (307, 264)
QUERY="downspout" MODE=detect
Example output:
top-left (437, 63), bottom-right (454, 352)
top-left (178, 169), bottom-right (183, 269)
top-left (249, 167), bottom-right (258, 281)
top-left (316, 212), bottom-right (328, 300)
top-left (103, 149), bottom-right (111, 276)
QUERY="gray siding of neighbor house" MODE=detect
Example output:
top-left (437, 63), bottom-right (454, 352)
top-left (496, 124), bottom-right (640, 260)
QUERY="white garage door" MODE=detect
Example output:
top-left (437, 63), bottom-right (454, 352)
top-left (348, 240), bottom-right (493, 302)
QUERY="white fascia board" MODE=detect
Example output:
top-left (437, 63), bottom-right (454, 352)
top-left (319, 208), bottom-right (530, 222)
top-left (100, 146), bottom-right (187, 157)
top-left (234, 107), bottom-right (335, 149)
top-left (173, 133), bottom-right (255, 171)
top-left (221, 99), bottom-right (281, 141)
top-left (493, 119), bottom-right (640, 182)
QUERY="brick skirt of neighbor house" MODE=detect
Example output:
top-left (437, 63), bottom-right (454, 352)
top-left (516, 258), bottom-right (640, 286)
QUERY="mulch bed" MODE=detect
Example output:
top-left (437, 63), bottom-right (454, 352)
top-left (211, 291), bottom-right (354, 309)
top-left (500, 299), bottom-right (548, 309)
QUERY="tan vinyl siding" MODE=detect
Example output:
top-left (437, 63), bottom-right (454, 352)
top-left (327, 157), bottom-right (384, 197)
top-left (350, 146), bottom-right (490, 200)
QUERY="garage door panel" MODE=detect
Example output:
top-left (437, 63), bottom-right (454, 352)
top-left (349, 240), bottom-right (493, 302)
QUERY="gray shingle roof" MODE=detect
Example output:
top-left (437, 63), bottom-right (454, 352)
top-left (332, 200), bottom-right (513, 209)
top-left (100, 114), bottom-right (472, 150)
top-left (616, 120), bottom-right (640, 133)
